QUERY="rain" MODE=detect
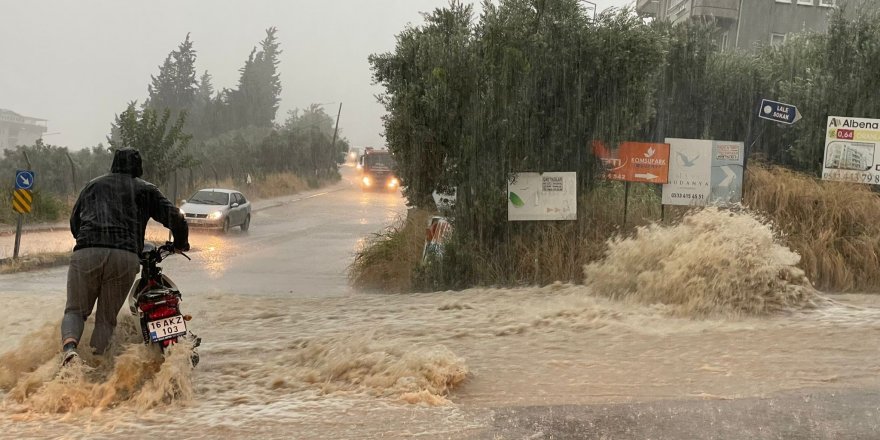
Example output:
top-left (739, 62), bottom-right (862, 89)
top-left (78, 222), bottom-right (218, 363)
top-left (2, 0), bottom-right (880, 439)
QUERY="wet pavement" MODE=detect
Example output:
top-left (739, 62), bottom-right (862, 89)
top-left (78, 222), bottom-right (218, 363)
top-left (1, 168), bottom-right (880, 439)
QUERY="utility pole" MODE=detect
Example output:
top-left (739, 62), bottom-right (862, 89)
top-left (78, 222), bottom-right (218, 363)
top-left (331, 102), bottom-right (343, 173)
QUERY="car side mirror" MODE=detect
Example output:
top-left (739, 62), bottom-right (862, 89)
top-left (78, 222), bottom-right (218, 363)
top-left (231, 203), bottom-right (240, 208)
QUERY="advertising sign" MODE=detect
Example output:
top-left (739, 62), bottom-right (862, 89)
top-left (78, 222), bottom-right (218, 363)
top-left (508, 172), bottom-right (577, 221)
top-left (709, 141), bottom-right (745, 205)
top-left (662, 139), bottom-right (744, 206)
top-left (592, 141), bottom-right (670, 183)
top-left (822, 116), bottom-right (880, 185)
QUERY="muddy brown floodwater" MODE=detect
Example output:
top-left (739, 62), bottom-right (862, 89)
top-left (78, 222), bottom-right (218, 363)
top-left (2, 286), bottom-right (879, 439)
top-left (1, 189), bottom-right (879, 439)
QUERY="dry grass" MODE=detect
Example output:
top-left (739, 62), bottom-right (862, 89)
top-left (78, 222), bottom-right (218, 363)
top-left (187, 172), bottom-right (330, 201)
top-left (350, 182), bottom-right (662, 291)
top-left (349, 209), bottom-right (432, 292)
top-left (467, 182), bottom-right (663, 286)
top-left (744, 165), bottom-right (880, 292)
top-left (0, 252), bottom-right (70, 274)
top-left (353, 165), bottom-right (880, 293)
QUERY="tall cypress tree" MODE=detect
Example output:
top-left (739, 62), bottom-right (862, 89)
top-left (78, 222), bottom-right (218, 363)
top-left (229, 27), bottom-right (282, 128)
top-left (147, 33), bottom-right (198, 117)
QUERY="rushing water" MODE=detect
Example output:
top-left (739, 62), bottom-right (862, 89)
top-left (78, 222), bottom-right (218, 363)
top-left (2, 209), bottom-right (880, 439)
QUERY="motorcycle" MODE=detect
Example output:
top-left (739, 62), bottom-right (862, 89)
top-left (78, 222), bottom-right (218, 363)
top-left (127, 241), bottom-right (201, 366)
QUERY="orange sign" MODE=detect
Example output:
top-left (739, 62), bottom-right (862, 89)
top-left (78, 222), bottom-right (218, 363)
top-left (592, 141), bottom-right (670, 183)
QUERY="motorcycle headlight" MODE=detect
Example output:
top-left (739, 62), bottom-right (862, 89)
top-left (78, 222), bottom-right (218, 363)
top-left (362, 176), bottom-right (371, 186)
top-left (208, 211), bottom-right (223, 220)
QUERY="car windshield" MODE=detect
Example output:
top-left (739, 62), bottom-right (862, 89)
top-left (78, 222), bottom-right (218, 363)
top-left (187, 191), bottom-right (229, 206)
top-left (365, 153), bottom-right (393, 168)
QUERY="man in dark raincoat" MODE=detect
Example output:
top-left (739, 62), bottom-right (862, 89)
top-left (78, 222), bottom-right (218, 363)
top-left (60, 148), bottom-right (189, 366)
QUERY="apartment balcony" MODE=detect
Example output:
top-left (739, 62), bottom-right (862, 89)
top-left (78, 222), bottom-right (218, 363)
top-left (691, 0), bottom-right (740, 20)
top-left (636, 0), bottom-right (660, 16)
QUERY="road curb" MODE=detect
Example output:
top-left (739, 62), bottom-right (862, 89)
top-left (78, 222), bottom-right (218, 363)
top-left (0, 224), bottom-right (67, 237)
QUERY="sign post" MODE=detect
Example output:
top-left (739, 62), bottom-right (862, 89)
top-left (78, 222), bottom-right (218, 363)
top-left (12, 170), bottom-right (35, 259)
top-left (593, 141), bottom-right (671, 226)
top-left (758, 99), bottom-right (802, 125)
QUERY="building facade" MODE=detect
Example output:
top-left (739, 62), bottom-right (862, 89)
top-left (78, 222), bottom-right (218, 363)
top-left (636, 0), bottom-right (853, 50)
top-left (0, 109), bottom-right (47, 150)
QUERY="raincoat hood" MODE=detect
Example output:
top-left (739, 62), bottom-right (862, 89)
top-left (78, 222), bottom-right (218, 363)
top-left (110, 148), bottom-right (144, 178)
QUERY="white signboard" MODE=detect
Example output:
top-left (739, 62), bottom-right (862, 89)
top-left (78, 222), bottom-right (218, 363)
top-left (508, 172), bottom-right (577, 221)
top-left (822, 116), bottom-right (880, 184)
top-left (662, 138), bottom-right (744, 206)
top-left (662, 139), bottom-right (712, 206)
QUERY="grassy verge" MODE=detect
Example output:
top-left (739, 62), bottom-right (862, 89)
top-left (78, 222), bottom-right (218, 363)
top-left (349, 210), bottom-right (431, 292)
top-left (0, 252), bottom-right (71, 274)
top-left (189, 171), bottom-right (340, 201)
top-left (0, 190), bottom-right (71, 226)
top-left (351, 165), bottom-right (880, 293)
top-left (744, 165), bottom-right (880, 292)
top-left (350, 181), bottom-right (661, 291)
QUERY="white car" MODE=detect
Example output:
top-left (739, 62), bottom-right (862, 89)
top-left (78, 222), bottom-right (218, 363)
top-left (180, 188), bottom-right (251, 233)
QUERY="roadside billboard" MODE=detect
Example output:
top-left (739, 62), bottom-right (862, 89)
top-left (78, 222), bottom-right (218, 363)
top-left (662, 138), bottom-right (744, 206)
top-left (508, 172), bottom-right (577, 221)
top-left (822, 116), bottom-right (880, 184)
top-left (592, 141), bottom-right (671, 184)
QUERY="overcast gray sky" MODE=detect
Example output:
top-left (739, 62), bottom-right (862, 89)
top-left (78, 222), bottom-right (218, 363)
top-left (1, 0), bottom-right (631, 150)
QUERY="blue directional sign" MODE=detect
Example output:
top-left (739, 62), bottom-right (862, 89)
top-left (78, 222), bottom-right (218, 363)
top-left (758, 99), bottom-right (802, 125)
top-left (15, 170), bottom-right (35, 190)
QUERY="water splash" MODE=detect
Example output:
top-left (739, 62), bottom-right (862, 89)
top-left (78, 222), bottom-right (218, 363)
top-left (584, 207), bottom-right (822, 317)
top-left (1, 314), bottom-right (195, 414)
top-left (283, 332), bottom-right (468, 405)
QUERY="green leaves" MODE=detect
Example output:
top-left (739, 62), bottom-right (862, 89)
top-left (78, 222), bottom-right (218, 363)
top-left (109, 103), bottom-right (195, 186)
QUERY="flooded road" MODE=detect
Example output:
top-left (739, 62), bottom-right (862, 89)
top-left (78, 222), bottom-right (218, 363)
top-left (2, 170), bottom-right (880, 439)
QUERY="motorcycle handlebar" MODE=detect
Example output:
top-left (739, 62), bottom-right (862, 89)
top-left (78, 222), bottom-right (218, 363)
top-left (159, 242), bottom-right (192, 261)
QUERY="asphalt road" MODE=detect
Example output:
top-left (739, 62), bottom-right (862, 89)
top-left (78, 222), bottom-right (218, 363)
top-left (1, 166), bottom-right (879, 439)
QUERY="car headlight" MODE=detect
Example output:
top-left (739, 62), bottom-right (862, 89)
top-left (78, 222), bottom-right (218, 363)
top-left (208, 211), bottom-right (223, 220)
top-left (362, 176), bottom-right (371, 186)
top-left (388, 178), bottom-right (399, 187)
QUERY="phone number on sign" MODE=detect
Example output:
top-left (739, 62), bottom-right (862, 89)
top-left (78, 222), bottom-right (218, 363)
top-left (668, 193), bottom-right (705, 200)
top-left (823, 171), bottom-right (880, 184)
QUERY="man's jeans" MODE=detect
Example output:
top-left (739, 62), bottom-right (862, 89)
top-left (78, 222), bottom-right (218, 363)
top-left (61, 247), bottom-right (140, 354)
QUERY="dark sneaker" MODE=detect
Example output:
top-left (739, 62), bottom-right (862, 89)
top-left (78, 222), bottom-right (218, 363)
top-left (61, 349), bottom-right (81, 368)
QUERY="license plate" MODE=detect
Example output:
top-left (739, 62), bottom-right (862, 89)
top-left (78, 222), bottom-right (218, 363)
top-left (147, 315), bottom-right (188, 342)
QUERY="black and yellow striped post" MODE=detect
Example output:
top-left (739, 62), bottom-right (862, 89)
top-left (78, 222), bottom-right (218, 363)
top-left (12, 188), bottom-right (33, 214)
top-left (12, 170), bottom-right (36, 259)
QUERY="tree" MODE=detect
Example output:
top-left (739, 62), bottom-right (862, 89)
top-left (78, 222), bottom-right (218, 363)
top-left (229, 27), bottom-right (282, 128)
top-left (190, 70), bottom-right (216, 139)
top-left (147, 34), bottom-right (199, 120)
top-left (109, 103), bottom-right (196, 186)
